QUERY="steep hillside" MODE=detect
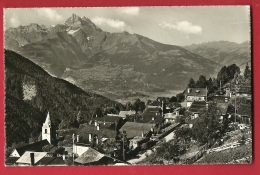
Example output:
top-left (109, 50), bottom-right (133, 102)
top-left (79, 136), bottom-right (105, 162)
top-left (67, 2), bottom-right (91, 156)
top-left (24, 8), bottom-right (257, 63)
top-left (183, 41), bottom-right (251, 70)
top-left (5, 14), bottom-right (221, 101)
top-left (5, 50), bottom-right (123, 146)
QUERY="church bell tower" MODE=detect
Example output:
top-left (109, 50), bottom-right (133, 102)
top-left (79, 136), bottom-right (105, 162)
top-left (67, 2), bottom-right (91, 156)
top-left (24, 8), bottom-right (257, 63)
top-left (42, 112), bottom-right (52, 144)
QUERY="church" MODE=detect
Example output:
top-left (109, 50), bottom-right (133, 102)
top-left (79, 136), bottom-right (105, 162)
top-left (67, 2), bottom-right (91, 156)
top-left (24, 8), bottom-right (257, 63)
top-left (42, 112), bottom-right (56, 144)
top-left (6, 112), bottom-right (59, 165)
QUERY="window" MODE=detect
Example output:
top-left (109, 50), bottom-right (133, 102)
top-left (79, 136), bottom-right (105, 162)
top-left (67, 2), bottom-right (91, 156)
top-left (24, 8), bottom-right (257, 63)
top-left (45, 129), bottom-right (47, 134)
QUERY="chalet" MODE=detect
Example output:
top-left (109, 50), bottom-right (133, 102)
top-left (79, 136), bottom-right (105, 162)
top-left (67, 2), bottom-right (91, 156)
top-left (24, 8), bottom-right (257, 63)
top-left (73, 134), bottom-right (91, 157)
top-left (236, 104), bottom-right (252, 125)
top-left (137, 112), bottom-right (164, 124)
top-left (119, 122), bottom-right (156, 139)
top-left (16, 151), bottom-right (48, 166)
top-left (164, 108), bottom-right (182, 123)
top-left (77, 124), bottom-right (117, 140)
top-left (74, 147), bottom-right (125, 165)
top-left (164, 112), bottom-right (182, 124)
top-left (119, 110), bottom-right (136, 119)
top-left (94, 115), bottom-right (125, 131)
top-left (188, 101), bottom-right (207, 119)
top-left (9, 139), bottom-right (49, 157)
top-left (184, 88), bottom-right (208, 108)
top-left (212, 95), bottom-right (230, 103)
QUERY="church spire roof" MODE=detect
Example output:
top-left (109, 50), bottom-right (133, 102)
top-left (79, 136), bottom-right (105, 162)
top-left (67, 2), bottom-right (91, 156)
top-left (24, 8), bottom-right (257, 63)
top-left (43, 111), bottom-right (51, 128)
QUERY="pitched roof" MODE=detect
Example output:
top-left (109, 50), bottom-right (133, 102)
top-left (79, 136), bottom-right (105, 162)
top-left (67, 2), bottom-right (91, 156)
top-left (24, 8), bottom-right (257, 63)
top-left (35, 157), bottom-right (65, 166)
top-left (137, 114), bottom-right (164, 124)
top-left (216, 103), bottom-right (229, 114)
top-left (189, 101), bottom-right (207, 113)
top-left (74, 148), bottom-right (104, 164)
top-left (184, 88), bottom-right (207, 97)
top-left (14, 139), bottom-right (49, 156)
top-left (212, 95), bottom-right (230, 103)
top-left (95, 115), bottom-right (122, 123)
top-left (144, 107), bottom-right (161, 113)
top-left (119, 122), bottom-right (155, 138)
top-left (16, 151), bottom-right (48, 165)
top-left (119, 111), bottom-right (136, 118)
top-left (77, 124), bottom-right (117, 139)
top-left (5, 157), bottom-right (19, 165)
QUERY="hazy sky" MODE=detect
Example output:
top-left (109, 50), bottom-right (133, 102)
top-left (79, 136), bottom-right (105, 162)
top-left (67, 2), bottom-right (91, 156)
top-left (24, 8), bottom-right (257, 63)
top-left (4, 6), bottom-right (250, 46)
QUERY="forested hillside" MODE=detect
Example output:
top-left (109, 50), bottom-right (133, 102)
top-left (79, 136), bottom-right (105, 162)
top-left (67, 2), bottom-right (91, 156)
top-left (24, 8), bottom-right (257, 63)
top-left (5, 50), bottom-right (123, 146)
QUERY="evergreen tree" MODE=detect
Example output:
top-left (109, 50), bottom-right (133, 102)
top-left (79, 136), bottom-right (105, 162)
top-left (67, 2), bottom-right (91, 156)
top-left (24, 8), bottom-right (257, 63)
top-left (244, 62), bottom-right (251, 79)
top-left (187, 78), bottom-right (196, 88)
top-left (196, 75), bottom-right (207, 88)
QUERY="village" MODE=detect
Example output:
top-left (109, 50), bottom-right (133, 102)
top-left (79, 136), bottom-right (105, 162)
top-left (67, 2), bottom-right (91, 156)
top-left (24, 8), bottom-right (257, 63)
top-left (5, 72), bottom-right (252, 166)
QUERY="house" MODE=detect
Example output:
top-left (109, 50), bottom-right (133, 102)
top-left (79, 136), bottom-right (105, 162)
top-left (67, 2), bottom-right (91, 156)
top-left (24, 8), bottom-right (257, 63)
top-left (118, 110), bottom-right (136, 119)
top-left (77, 123), bottom-right (117, 139)
top-left (164, 112), bottom-right (182, 123)
top-left (144, 107), bottom-right (162, 114)
top-left (212, 95), bottom-right (230, 103)
top-left (236, 104), bottom-right (252, 124)
top-left (183, 88), bottom-right (208, 107)
top-left (74, 147), bottom-right (123, 165)
top-left (236, 91), bottom-right (252, 100)
top-left (129, 136), bottom-right (150, 150)
top-left (5, 157), bottom-right (19, 166)
top-left (10, 139), bottom-right (49, 157)
top-left (15, 151), bottom-right (48, 166)
top-left (137, 113), bottom-right (164, 124)
top-left (216, 103), bottom-right (229, 123)
top-left (73, 134), bottom-right (91, 157)
top-left (95, 115), bottom-right (125, 131)
top-left (13, 151), bottom-right (65, 166)
top-left (188, 101), bottom-right (207, 119)
top-left (35, 156), bottom-right (65, 166)
top-left (119, 122), bottom-right (156, 139)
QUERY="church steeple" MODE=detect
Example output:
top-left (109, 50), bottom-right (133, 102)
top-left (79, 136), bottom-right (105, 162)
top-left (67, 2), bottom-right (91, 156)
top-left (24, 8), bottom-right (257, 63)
top-left (42, 111), bottom-right (52, 144)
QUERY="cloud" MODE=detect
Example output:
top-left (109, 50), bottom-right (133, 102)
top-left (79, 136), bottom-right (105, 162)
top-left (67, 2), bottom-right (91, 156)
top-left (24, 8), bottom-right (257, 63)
top-left (92, 16), bottom-right (132, 32)
top-left (9, 15), bottom-right (20, 27)
top-left (160, 21), bottom-right (202, 35)
top-left (118, 7), bottom-right (140, 16)
top-left (36, 8), bottom-right (63, 21)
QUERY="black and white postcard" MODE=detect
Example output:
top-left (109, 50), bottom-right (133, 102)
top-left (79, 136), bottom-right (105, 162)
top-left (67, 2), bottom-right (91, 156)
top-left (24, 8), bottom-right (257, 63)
top-left (4, 6), bottom-right (252, 166)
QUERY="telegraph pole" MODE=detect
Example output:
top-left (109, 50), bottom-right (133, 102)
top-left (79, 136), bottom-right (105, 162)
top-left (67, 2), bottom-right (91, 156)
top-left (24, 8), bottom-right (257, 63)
top-left (234, 80), bottom-right (238, 125)
top-left (72, 133), bottom-right (74, 166)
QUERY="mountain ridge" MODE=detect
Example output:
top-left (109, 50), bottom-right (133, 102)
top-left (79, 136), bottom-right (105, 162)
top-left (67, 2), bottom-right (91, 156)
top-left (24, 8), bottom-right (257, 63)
top-left (183, 40), bottom-right (251, 71)
top-left (5, 14), bottom-right (226, 101)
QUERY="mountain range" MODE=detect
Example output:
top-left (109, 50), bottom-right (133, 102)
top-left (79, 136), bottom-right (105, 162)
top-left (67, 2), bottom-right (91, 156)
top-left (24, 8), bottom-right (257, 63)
top-left (183, 41), bottom-right (251, 71)
top-left (4, 14), bottom-right (250, 102)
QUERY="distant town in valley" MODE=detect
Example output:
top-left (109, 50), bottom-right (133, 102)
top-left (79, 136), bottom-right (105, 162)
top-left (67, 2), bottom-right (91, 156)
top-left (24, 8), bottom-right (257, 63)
top-left (4, 7), bottom-right (252, 166)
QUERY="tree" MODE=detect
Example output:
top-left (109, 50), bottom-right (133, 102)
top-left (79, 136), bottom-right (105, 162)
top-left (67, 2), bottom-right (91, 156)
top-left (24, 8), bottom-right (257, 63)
top-left (227, 64), bottom-right (240, 80)
top-left (125, 102), bottom-right (133, 111)
top-left (196, 75), bottom-right (207, 88)
top-left (169, 96), bottom-right (177, 103)
top-left (175, 127), bottom-right (192, 141)
top-left (244, 62), bottom-right (251, 79)
top-left (176, 93), bottom-right (185, 102)
top-left (191, 103), bottom-right (222, 145)
top-left (133, 99), bottom-right (145, 112)
top-left (187, 78), bottom-right (196, 88)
